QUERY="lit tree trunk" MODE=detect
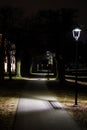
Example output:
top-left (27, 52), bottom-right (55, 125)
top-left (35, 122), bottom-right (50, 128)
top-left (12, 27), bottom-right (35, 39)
top-left (16, 60), bottom-right (21, 77)
top-left (8, 53), bottom-right (12, 80)
top-left (6, 42), bottom-right (12, 80)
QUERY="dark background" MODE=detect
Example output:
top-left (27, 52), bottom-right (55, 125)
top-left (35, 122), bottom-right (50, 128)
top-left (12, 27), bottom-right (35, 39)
top-left (0, 0), bottom-right (87, 25)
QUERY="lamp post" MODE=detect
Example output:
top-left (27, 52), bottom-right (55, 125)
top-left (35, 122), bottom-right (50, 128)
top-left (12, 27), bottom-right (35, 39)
top-left (72, 28), bottom-right (81, 106)
top-left (46, 51), bottom-right (50, 80)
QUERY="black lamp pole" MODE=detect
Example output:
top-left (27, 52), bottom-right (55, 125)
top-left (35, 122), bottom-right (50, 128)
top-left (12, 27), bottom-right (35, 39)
top-left (72, 28), bottom-right (81, 106)
top-left (75, 41), bottom-right (78, 105)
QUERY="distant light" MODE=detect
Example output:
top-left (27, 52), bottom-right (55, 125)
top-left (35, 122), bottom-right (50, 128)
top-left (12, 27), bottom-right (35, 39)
top-left (22, 77), bottom-right (56, 81)
top-left (72, 28), bottom-right (82, 41)
top-left (46, 51), bottom-right (50, 56)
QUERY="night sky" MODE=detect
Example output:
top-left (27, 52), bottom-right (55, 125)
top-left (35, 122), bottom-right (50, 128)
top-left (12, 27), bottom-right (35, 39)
top-left (0, 0), bottom-right (87, 25)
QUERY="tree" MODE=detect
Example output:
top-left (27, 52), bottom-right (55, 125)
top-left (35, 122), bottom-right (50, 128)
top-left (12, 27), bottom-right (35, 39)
top-left (29, 9), bottom-right (78, 81)
top-left (0, 6), bottom-right (24, 80)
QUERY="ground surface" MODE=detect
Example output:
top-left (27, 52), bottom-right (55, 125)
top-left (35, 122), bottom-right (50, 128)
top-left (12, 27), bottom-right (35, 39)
top-left (0, 93), bottom-right (19, 130)
top-left (47, 79), bottom-right (87, 130)
top-left (0, 79), bottom-right (87, 130)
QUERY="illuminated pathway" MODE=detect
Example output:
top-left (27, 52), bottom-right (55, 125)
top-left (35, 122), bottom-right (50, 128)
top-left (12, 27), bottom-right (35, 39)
top-left (13, 80), bottom-right (81, 130)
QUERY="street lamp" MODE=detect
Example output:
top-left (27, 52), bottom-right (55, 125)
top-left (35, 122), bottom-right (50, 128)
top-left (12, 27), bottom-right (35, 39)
top-left (46, 51), bottom-right (50, 80)
top-left (72, 28), bottom-right (81, 41)
top-left (72, 27), bottom-right (82, 106)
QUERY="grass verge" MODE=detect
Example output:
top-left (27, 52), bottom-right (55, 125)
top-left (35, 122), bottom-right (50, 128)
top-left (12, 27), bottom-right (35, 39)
top-left (0, 88), bottom-right (19, 130)
top-left (47, 80), bottom-right (87, 130)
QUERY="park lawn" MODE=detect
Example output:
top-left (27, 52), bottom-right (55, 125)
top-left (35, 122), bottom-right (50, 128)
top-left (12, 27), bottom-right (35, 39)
top-left (0, 87), bottom-right (19, 130)
top-left (48, 80), bottom-right (87, 130)
top-left (57, 92), bottom-right (87, 130)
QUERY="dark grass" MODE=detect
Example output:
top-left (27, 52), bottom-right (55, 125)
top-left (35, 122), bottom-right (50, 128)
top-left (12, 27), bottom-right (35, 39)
top-left (46, 79), bottom-right (87, 130)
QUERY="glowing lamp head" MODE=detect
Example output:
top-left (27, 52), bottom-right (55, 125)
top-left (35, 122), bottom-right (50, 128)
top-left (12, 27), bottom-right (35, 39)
top-left (72, 28), bottom-right (82, 41)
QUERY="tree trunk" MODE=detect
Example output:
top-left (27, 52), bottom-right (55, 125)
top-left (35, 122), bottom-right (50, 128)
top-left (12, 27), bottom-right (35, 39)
top-left (58, 55), bottom-right (65, 83)
top-left (16, 60), bottom-right (21, 77)
top-left (0, 34), bottom-right (5, 81)
top-left (8, 53), bottom-right (12, 80)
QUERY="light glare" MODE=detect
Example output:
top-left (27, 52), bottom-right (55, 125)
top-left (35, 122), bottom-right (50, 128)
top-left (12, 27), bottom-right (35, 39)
top-left (72, 28), bottom-right (81, 41)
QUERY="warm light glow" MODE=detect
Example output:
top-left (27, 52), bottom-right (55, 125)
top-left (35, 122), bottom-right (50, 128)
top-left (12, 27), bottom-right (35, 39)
top-left (4, 55), bottom-right (16, 73)
top-left (66, 79), bottom-right (87, 86)
top-left (11, 56), bottom-right (16, 72)
top-left (4, 56), bottom-right (8, 72)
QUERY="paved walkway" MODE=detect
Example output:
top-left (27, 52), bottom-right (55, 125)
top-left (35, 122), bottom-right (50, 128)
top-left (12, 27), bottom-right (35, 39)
top-left (13, 80), bottom-right (81, 130)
